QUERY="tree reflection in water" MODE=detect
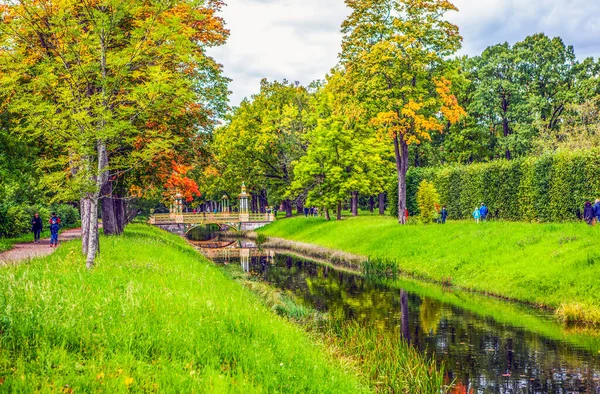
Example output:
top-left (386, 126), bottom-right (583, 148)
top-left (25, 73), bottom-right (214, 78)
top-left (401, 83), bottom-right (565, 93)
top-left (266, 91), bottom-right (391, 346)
top-left (208, 250), bottom-right (600, 393)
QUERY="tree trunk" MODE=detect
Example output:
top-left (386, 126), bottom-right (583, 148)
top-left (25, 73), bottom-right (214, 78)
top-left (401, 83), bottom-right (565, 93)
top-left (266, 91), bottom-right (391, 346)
top-left (394, 135), bottom-right (409, 224)
top-left (379, 193), bottom-right (385, 216)
top-left (369, 196), bottom-right (375, 213)
top-left (101, 180), bottom-right (118, 236)
top-left (324, 207), bottom-right (331, 221)
top-left (284, 199), bottom-right (293, 218)
top-left (80, 198), bottom-right (91, 256)
top-left (85, 195), bottom-right (99, 269)
top-left (115, 197), bottom-right (126, 234)
top-left (336, 202), bottom-right (342, 221)
top-left (400, 290), bottom-right (410, 344)
top-left (83, 140), bottom-right (109, 269)
top-left (502, 97), bottom-right (511, 160)
top-left (297, 200), bottom-right (304, 215)
top-left (351, 192), bottom-right (358, 216)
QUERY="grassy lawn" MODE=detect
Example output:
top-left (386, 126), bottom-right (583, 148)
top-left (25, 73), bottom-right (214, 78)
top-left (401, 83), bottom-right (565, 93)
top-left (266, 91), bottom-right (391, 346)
top-left (260, 216), bottom-right (600, 324)
top-left (0, 225), bottom-right (366, 393)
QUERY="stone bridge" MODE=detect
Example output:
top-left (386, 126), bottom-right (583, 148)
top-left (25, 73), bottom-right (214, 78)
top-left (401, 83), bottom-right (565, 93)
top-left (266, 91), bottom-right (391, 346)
top-left (149, 212), bottom-right (276, 236)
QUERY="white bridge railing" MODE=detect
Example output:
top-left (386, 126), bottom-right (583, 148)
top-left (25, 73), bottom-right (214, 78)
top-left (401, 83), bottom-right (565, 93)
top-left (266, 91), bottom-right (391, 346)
top-left (149, 212), bottom-right (275, 225)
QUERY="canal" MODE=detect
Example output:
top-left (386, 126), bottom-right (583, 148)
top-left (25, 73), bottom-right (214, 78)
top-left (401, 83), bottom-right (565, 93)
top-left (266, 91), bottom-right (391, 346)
top-left (188, 227), bottom-right (600, 393)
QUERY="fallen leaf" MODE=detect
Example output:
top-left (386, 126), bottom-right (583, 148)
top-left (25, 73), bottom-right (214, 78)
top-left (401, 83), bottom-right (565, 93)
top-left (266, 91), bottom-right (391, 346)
top-left (96, 372), bottom-right (105, 380)
top-left (124, 377), bottom-right (134, 386)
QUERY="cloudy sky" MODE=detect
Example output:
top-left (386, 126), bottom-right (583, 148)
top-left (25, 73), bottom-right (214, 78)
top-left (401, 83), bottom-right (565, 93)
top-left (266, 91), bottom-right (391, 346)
top-left (209, 0), bottom-right (600, 107)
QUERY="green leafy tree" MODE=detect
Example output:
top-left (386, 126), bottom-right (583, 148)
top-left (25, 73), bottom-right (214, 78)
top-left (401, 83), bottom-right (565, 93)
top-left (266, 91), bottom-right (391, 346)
top-left (290, 76), bottom-right (389, 220)
top-left (339, 0), bottom-right (465, 224)
top-left (0, 0), bottom-right (228, 267)
top-left (416, 180), bottom-right (439, 224)
top-left (213, 79), bottom-right (311, 216)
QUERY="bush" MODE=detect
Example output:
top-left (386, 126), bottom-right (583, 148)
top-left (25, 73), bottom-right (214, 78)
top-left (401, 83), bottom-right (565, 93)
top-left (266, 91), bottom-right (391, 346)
top-left (49, 203), bottom-right (80, 227)
top-left (416, 180), bottom-right (440, 224)
top-left (0, 203), bottom-right (80, 239)
top-left (402, 148), bottom-right (600, 222)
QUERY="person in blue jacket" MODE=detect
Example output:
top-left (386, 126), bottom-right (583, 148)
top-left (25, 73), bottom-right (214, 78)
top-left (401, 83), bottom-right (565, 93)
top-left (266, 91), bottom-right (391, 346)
top-left (440, 206), bottom-right (448, 224)
top-left (49, 212), bottom-right (61, 247)
top-left (479, 203), bottom-right (489, 221)
top-left (594, 199), bottom-right (600, 225)
top-left (472, 207), bottom-right (481, 223)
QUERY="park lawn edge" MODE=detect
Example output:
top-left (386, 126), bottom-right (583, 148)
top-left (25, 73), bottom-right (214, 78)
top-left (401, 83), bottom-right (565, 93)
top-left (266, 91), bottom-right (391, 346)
top-left (0, 224), bottom-right (367, 393)
top-left (259, 216), bottom-right (600, 325)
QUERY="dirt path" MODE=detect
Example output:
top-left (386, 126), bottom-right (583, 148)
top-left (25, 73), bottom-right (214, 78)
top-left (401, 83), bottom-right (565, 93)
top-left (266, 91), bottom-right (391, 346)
top-left (0, 228), bottom-right (82, 267)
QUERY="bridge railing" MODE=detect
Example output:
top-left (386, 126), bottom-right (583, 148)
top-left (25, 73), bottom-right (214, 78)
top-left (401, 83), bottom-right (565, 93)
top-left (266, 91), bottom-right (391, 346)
top-left (149, 212), bottom-right (275, 225)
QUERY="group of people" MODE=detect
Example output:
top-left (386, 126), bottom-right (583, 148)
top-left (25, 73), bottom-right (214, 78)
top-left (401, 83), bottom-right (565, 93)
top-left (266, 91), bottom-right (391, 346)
top-left (30, 212), bottom-right (61, 247)
top-left (303, 207), bottom-right (319, 217)
top-left (472, 203), bottom-right (489, 223)
top-left (583, 200), bottom-right (600, 225)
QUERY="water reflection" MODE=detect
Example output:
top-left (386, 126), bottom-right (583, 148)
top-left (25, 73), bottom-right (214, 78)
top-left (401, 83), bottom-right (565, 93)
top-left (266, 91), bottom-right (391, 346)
top-left (195, 239), bottom-right (600, 393)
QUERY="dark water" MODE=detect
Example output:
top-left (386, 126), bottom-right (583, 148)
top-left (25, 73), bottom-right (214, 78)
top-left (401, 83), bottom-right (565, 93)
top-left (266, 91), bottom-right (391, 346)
top-left (188, 229), bottom-right (600, 393)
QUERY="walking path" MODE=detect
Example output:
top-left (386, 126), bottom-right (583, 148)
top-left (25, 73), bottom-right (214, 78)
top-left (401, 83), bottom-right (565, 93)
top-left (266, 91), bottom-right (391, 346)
top-left (0, 228), bottom-right (82, 266)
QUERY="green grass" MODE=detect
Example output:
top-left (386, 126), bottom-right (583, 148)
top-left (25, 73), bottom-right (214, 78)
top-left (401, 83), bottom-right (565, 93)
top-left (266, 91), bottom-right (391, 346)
top-left (260, 216), bottom-right (600, 325)
top-left (0, 225), bottom-right (366, 393)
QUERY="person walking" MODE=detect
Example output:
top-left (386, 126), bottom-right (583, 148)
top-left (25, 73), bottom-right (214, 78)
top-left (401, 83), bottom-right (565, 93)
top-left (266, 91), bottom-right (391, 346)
top-left (479, 203), bottom-right (489, 221)
top-left (441, 206), bottom-right (448, 224)
top-left (472, 207), bottom-right (481, 224)
top-left (584, 201), bottom-right (595, 225)
top-left (594, 199), bottom-right (600, 225)
top-left (49, 212), bottom-right (61, 247)
top-left (31, 213), bottom-right (43, 243)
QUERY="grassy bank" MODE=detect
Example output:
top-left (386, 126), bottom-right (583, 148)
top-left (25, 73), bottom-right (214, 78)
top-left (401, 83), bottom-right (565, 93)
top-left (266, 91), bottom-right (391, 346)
top-left (260, 216), bottom-right (600, 325)
top-left (0, 225), bottom-right (365, 393)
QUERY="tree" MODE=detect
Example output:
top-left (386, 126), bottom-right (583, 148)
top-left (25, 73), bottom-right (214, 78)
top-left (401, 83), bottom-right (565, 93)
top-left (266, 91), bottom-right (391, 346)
top-left (213, 79), bottom-right (311, 217)
top-left (532, 96), bottom-right (600, 154)
top-left (463, 34), bottom-right (596, 161)
top-left (339, 0), bottom-right (465, 224)
top-left (416, 180), bottom-right (439, 224)
top-left (290, 77), bottom-right (388, 220)
top-left (0, 0), bottom-right (228, 268)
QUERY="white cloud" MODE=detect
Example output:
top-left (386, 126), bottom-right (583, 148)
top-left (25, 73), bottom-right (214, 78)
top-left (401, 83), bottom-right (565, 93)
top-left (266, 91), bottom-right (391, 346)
top-left (209, 0), bottom-right (600, 108)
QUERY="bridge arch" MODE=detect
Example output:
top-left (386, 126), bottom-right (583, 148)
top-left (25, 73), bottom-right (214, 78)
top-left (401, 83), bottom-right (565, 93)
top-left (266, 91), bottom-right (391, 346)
top-left (184, 222), bottom-right (240, 235)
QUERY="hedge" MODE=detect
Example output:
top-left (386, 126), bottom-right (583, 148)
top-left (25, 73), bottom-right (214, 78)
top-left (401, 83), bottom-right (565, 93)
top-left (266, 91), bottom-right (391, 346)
top-left (392, 149), bottom-right (600, 222)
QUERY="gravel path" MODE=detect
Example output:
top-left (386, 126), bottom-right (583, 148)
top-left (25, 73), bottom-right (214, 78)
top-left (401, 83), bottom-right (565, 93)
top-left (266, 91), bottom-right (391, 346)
top-left (0, 228), bottom-right (82, 267)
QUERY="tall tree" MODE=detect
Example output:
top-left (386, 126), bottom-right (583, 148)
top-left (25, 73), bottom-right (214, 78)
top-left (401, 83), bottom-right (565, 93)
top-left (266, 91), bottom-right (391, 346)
top-left (339, 0), bottom-right (465, 224)
top-left (213, 79), bottom-right (311, 216)
top-left (290, 75), bottom-right (388, 220)
top-left (0, 0), bottom-right (228, 267)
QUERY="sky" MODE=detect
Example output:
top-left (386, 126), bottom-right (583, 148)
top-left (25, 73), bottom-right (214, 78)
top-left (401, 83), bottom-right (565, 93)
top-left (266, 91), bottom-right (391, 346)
top-left (209, 0), bottom-right (600, 108)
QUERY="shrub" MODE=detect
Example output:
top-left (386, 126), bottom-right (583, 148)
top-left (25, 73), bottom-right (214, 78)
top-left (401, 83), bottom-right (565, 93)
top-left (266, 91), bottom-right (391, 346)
top-left (49, 203), bottom-right (80, 227)
top-left (416, 180), bottom-right (440, 224)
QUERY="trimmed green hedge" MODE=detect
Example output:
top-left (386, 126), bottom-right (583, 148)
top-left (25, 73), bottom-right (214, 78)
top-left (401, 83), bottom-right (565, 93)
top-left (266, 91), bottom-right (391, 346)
top-left (397, 149), bottom-right (600, 222)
